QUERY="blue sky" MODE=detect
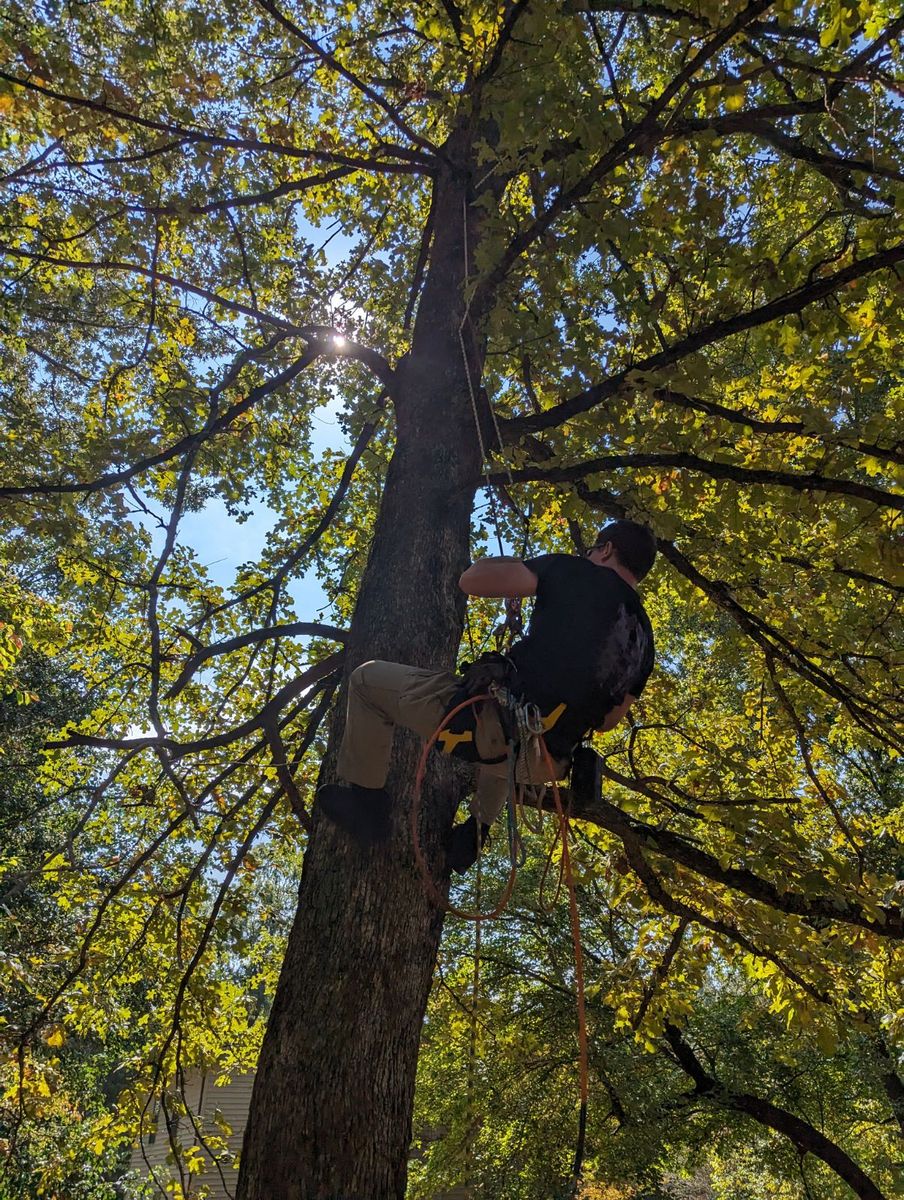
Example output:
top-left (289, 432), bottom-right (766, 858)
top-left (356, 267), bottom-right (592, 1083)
top-left (144, 217), bottom-right (359, 622)
top-left (180, 394), bottom-right (348, 617)
top-left (139, 391), bottom-right (349, 622)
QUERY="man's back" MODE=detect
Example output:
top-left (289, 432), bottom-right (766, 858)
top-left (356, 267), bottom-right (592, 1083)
top-left (508, 553), bottom-right (654, 754)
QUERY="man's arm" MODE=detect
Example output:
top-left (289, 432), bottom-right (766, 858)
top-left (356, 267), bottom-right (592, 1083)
top-left (596, 694), bottom-right (636, 733)
top-left (458, 557), bottom-right (539, 598)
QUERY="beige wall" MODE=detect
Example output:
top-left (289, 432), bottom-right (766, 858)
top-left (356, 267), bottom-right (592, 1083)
top-left (129, 1071), bottom-right (470, 1199)
top-left (129, 1071), bottom-right (253, 1199)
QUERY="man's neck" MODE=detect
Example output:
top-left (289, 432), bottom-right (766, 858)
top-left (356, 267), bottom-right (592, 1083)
top-left (598, 561), bottom-right (638, 590)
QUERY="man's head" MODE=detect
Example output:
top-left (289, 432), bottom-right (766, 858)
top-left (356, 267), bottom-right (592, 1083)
top-left (586, 520), bottom-right (657, 584)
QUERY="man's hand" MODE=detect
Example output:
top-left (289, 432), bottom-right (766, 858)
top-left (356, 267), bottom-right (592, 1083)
top-left (459, 557), bottom-right (539, 598)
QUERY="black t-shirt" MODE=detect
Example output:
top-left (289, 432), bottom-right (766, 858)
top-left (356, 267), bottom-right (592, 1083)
top-left (507, 554), bottom-right (654, 755)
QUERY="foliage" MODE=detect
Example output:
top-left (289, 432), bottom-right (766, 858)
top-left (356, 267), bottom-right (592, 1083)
top-left (0, 0), bottom-right (902, 1196)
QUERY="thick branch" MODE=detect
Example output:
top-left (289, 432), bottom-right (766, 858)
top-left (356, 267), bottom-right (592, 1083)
top-left (492, 451), bottom-right (902, 510)
top-left (555, 787), bottom-right (904, 938)
top-left (504, 241), bottom-right (904, 435)
top-left (672, 111), bottom-right (904, 191)
top-left (611, 819), bottom-right (827, 1002)
top-left (665, 1025), bottom-right (888, 1200)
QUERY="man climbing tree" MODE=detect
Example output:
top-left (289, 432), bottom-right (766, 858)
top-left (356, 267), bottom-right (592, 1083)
top-left (1, 3), bottom-right (902, 1199)
top-left (319, 519), bottom-right (656, 872)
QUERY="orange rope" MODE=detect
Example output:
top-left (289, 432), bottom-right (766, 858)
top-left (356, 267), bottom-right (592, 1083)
top-left (411, 702), bottom-right (590, 1188)
top-left (410, 693), bottom-right (517, 921)
top-left (540, 741), bottom-right (589, 1193)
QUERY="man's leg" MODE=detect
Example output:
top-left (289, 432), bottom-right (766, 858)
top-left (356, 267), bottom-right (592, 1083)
top-left (471, 770), bottom-right (509, 826)
top-left (320, 660), bottom-right (459, 844)
top-left (448, 749), bottom-right (570, 875)
top-left (472, 750), bottom-right (570, 824)
top-left (336, 659), bottom-right (460, 786)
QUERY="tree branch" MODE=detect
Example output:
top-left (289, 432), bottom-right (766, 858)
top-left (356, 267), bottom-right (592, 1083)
top-left (632, 917), bottom-right (688, 1029)
top-left (654, 537), bottom-right (901, 744)
top-left (649, 386), bottom-right (904, 466)
top-left (492, 451), bottom-right (902, 510)
top-left (131, 167), bottom-right (359, 217)
top-left (403, 183), bottom-right (437, 330)
top-left (45, 653), bottom-right (344, 757)
top-left (556, 787), bottom-right (904, 938)
top-left (0, 69), bottom-right (436, 173)
top-left (166, 622), bottom-right (347, 698)
top-left (671, 111), bottom-right (904, 193)
top-left (504, 240), bottom-right (904, 435)
top-left (253, 0), bottom-right (440, 157)
top-left (613, 826), bottom-right (828, 1002)
top-left (664, 1024), bottom-right (888, 1200)
top-left (200, 395), bottom-right (387, 626)
top-left (0, 342), bottom-right (314, 498)
top-left (1, 245), bottom-right (393, 385)
top-left (471, 0), bottom-right (775, 314)
top-left (470, 0), bottom-right (534, 90)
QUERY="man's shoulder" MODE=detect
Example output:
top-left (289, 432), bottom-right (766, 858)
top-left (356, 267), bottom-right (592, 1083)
top-left (523, 552), bottom-right (589, 581)
top-left (524, 551), bottom-right (579, 570)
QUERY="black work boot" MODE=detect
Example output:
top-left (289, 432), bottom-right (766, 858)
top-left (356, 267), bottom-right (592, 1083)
top-left (317, 782), bottom-right (391, 846)
top-left (446, 814), bottom-right (491, 875)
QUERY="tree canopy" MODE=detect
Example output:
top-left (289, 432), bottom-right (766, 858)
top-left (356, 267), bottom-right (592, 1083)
top-left (0, 2), bottom-right (902, 1197)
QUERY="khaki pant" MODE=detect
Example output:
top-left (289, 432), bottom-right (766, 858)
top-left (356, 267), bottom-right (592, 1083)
top-left (336, 660), bottom-right (569, 825)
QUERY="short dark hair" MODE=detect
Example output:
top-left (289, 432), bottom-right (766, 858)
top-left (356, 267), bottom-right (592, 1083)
top-left (594, 520), bottom-right (657, 581)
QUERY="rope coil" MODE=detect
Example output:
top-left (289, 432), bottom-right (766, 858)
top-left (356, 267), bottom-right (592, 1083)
top-left (410, 693), bottom-right (517, 921)
top-left (410, 694), bottom-right (590, 1193)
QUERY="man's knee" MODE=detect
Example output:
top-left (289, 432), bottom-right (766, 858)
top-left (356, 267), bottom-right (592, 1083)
top-left (348, 660), bottom-right (379, 694)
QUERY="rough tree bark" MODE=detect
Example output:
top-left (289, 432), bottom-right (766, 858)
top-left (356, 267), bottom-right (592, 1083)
top-left (236, 128), bottom-right (487, 1199)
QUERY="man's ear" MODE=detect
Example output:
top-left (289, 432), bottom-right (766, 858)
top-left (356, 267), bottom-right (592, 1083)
top-left (596, 541), bottom-right (615, 562)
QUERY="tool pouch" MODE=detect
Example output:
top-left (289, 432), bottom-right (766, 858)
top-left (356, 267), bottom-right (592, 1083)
top-left (456, 650), bottom-right (517, 695)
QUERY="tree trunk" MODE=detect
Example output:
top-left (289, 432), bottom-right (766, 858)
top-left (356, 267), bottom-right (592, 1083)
top-left (237, 139), bottom-right (485, 1199)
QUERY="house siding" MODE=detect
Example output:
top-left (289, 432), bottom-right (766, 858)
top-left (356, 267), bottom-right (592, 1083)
top-left (129, 1072), bottom-right (470, 1199)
